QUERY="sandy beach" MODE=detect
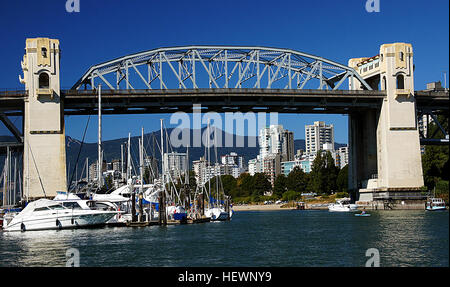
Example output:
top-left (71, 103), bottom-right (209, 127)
top-left (232, 204), bottom-right (297, 211)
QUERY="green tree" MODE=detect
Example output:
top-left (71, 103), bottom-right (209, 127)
top-left (210, 175), bottom-right (237, 197)
top-left (286, 166), bottom-right (308, 193)
top-left (253, 173), bottom-right (271, 197)
top-left (273, 174), bottom-right (287, 198)
top-left (282, 190), bottom-right (300, 201)
top-left (310, 151), bottom-right (339, 195)
top-left (236, 173), bottom-right (254, 197)
top-left (336, 164), bottom-right (348, 193)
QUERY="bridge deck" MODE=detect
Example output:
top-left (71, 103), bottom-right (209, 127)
top-left (0, 89), bottom-right (448, 115)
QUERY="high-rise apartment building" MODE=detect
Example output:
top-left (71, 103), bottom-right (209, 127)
top-left (259, 125), bottom-right (294, 161)
top-left (163, 152), bottom-right (188, 181)
top-left (281, 130), bottom-right (295, 161)
top-left (305, 121), bottom-right (334, 156)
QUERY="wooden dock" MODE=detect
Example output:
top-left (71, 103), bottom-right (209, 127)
top-left (107, 217), bottom-right (212, 228)
top-left (188, 217), bottom-right (211, 224)
top-left (125, 220), bottom-right (159, 227)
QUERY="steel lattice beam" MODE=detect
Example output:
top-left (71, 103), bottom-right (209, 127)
top-left (72, 46), bottom-right (373, 91)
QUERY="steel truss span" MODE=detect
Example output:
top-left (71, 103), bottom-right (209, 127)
top-left (72, 46), bottom-right (372, 91)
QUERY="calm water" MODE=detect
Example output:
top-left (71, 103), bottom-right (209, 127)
top-left (0, 210), bottom-right (448, 267)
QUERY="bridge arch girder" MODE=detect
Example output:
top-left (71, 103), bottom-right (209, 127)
top-left (72, 46), bottom-right (372, 91)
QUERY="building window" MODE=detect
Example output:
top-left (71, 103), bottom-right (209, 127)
top-left (399, 52), bottom-right (404, 61)
top-left (396, 74), bottom-right (404, 89)
top-left (39, 73), bottom-right (50, 89)
top-left (41, 47), bottom-right (48, 58)
top-left (382, 76), bottom-right (386, 90)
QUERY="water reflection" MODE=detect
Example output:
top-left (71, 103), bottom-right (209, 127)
top-left (0, 210), bottom-right (448, 267)
top-left (1, 229), bottom-right (77, 266)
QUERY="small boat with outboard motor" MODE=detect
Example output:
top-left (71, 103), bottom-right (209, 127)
top-left (355, 210), bottom-right (371, 217)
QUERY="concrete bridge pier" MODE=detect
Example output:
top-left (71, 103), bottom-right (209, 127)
top-left (348, 109), bottom-right (378, 201)
top-left (20, 38), bottom-right (67, 200)
top-left (349, 43), bottom-right (425, 206)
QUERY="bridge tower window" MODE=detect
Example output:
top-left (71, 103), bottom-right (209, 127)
top-left (382, 76), bottom-right (386, 90)
top-left (41, 47), bottom-right (48, 58)
top-left (39, 72), bottom-right (50, 89)
top-left (399, 52), bottom-right (404, 61)
top-left (396, 74), bottom-right (404, 89)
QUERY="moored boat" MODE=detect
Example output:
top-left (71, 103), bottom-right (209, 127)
top-left (2, 199), bottom-right (122, 232)
top-left (426, 198), bottom-right (447, 211)
top-left (205, 207), bottom-right (229, 221)
top-left (328, 198), bottom-right (358, 212)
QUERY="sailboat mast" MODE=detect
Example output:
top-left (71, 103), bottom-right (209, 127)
top-left (97, 84), bottom-right (102, 191)
top-left (140, 127), bottom-right (144, 193)
top-left (86, 157), bottom-right (89, 182)
top-left (160, 119), bottom-right (164, 192)
top-left (127, 133), bottom-right (131, 181)
top-left (207, 119), bottom-right (211, 209)
top-left (121, 144), bottom-right (124, 181)
top-left (214, 126), bottom-right (219, 207)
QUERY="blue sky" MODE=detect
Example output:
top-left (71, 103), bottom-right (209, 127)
top-left (0, 0), bottom-right (448, 144)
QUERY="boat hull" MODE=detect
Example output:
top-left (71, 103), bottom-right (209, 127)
top-left (328, 204), bottom-right (358, 212)
top-left (426, 207), bottom-right (447, 211)
top-left (3, 211), bottom-right (118, 232)
top-left (205, 207), bottom-right (229, 221)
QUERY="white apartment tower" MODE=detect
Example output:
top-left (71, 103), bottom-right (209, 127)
top-left (305, 121), bottom-right (335, 156)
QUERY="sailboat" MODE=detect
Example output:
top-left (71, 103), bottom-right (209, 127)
top-left (203, 123), bottom-right (231, 221)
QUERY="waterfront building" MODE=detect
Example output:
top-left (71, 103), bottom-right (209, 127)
top-left (281, 130), bottom-right (295, 161)
top-left (259, 125), bottom-right (282, 159)
top-left (281, 161), bottom-right (297, 177)
top-left (300, 159), bottom-right (311, 173)
top-left (305, 121), bottom-right (335, 157)
top-left (193, 157), bottom-right (209, 186)
top-left (259, 125), bottom-right (294, 161)
top-left (163, 152), bottom-right (188, 181)
top-left (221, 152), bottom-right (243, 169)
top-left (263, 154), bottom-right (281, 186)
top-left (337, 146), bottom-right (349, 168)
top-left (248, 158), bottom-right (263, 176)
top-left (88, 161), bottom-right (106, 182)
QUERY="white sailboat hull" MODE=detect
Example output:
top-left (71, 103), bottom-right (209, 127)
top-left (205, 207), bottom-right (229, 221)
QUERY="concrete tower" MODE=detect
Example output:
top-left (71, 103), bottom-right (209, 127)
top-left (20, 38), bottom-right (67, 200)
top-left (349, 43), bottom-right (424, 202)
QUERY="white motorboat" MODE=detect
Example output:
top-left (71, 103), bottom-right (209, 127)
top-left (54, 191), bottom-right (129, 224)
top-left (328, 198), bottom-right (358, 212)
top-left (426, 198), bottom-right (447, 211)
top-left (2, 198), bottom-right (121, 232)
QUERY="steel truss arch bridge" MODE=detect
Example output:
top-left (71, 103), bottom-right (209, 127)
top-left (72, 46), bottom-right (373, 91)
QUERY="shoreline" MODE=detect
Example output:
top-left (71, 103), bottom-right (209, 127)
top-left (232, 204), bottom-right (298, 211)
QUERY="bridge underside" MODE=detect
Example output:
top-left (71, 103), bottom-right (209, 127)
top-left (2, 89), bottom-right (447, 116)
top-left (61, 88), bottom-right (385, 115)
